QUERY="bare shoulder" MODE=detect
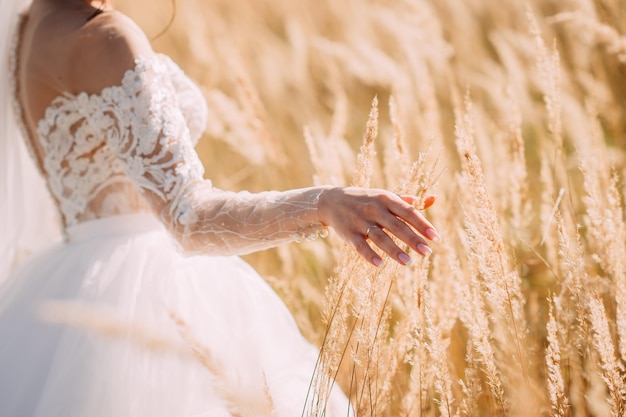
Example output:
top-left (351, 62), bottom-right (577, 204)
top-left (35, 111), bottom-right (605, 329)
top-left (65, 11), bottom-right (155, 94)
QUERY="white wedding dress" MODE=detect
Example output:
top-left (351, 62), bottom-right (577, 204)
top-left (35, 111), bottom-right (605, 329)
top-left (0, 12), bottom-right (348, 417)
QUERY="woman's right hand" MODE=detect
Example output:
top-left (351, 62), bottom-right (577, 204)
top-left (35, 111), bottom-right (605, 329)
top-left (318, 187), bottom-right (440, 267)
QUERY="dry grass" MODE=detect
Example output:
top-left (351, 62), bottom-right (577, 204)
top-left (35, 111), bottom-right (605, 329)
top-left (112, 0), bottom-right (626, 415)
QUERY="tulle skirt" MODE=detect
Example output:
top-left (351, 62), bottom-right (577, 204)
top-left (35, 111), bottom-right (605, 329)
top-left (0, 214), bottom-right (348, 417)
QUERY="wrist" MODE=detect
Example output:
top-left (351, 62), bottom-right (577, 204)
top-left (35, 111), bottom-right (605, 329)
top-left (316, 185), bottom-right (343, 227)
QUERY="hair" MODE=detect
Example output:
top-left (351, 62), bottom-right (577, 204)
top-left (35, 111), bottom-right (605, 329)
top-left (150, 0), bottom-right (176, 41)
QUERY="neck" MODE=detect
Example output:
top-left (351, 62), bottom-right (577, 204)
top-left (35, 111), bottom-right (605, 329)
top-left (30, 0), bottom-right (114, 13)
top-left (32, 0), bottom-right (112, 8)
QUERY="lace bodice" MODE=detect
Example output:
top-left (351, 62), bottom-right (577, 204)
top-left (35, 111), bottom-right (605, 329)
top-left (9, 13), bottom-right (211, 228)
top-left (13, 53), bottom-right (210, 228)
top-left (10, 17), bottom-right (327, 256)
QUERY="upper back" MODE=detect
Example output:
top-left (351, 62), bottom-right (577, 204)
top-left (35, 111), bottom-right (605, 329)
top-left (17, 5), bottom-right (153, 132)
top-left (11, 4), bottom-right (161, 228)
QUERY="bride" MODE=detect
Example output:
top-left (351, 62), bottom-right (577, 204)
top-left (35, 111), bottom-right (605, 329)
top-left (0, 0), bottom-right (440, 415)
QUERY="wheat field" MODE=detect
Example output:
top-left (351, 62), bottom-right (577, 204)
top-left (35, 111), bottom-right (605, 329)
top-left (115, 0), bottom-right (626, 415)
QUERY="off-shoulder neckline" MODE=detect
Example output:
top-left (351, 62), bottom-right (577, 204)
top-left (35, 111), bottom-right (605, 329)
top-left (10, 12), bottom-right (173, 134)
top-left (40, 53), bottom-right (169, 107)
top-left (35, 54), bottom-right (172, 133)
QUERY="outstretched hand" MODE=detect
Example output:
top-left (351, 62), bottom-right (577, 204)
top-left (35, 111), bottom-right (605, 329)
top-left (318, 187), bottom-right (440, 267)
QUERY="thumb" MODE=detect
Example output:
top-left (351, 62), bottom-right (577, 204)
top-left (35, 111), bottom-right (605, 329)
top-left (399, 194), bottom-right (437, 210)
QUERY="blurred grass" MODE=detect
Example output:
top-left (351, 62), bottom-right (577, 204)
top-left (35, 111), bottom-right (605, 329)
top-left (117, 1), bottom-right (626, 415)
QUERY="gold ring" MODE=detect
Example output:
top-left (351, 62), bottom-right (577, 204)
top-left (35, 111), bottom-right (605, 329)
top-left (366, 225), bottom-right (379, 238)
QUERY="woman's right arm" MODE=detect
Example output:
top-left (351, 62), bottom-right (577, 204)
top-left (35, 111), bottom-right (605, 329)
top-left (73, 14), bottom-right (439, 264)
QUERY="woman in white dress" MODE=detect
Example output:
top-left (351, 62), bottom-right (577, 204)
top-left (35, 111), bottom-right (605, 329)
top-left (0, 0), bottom-right (440, 416)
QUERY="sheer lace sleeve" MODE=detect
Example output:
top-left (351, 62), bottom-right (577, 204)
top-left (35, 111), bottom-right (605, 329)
top-left (161, 55), bottom-right (208, 145)
top-left (93, 55), bottom-right (327, 256)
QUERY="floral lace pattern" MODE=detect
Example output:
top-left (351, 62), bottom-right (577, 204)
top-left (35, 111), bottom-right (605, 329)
top-left (11, 20), bottom-right (326, 255)
top-left (32, 54), bottom-right (208, 227)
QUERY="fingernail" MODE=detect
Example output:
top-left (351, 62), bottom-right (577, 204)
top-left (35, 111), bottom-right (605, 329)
top-left (372, 256), bottom-right (384, 267)
top-left (398, 253), bottom-right (412, 265)
top-left (425, 228), bottom-right (440, 242)
top-left (417, 244), bottom-right (432, 257)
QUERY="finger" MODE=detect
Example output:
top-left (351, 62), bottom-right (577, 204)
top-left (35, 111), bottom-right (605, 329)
top-left (376, 216), bottom-right (433, 257)
top-left (349, 232), bottom-right (384, 267)
top-left (388, 199), bottom-right (440, 241)
top-left (399, 195), bottom-right (417, 205)
top-left (422, 194), bottom-right (437, 209)
top-left (366, 225), bottom-right (417, 265)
